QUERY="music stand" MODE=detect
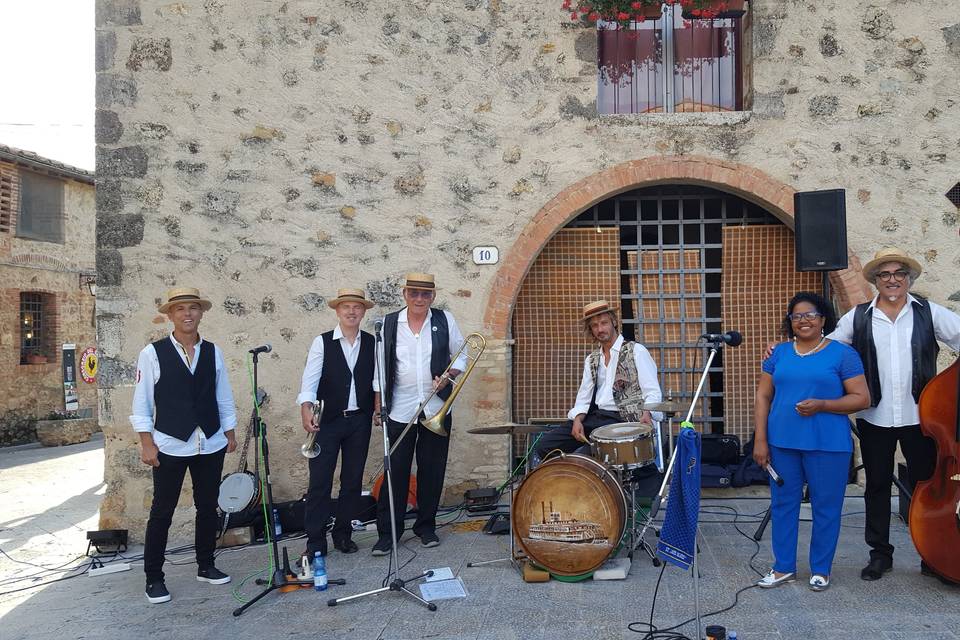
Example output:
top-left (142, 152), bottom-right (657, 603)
top-left (328, 322), bottom-right (436, 610)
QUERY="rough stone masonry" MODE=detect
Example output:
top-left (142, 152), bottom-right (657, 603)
top-left (96, 0), bottom-right (960, 539)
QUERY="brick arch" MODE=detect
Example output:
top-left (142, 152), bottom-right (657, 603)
top-left (483, 155), bottom-right (872, 339)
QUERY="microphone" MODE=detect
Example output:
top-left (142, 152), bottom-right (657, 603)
top-left (766, 463), bottom-right (785, 487)
top-left (248, 344), bottom-right (272, 355)
top-left (700, 330), bottom-right (743, 347)
top-left (374, 320), bottom-right (383, 333)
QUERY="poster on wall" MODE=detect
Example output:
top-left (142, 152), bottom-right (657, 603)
top-left (80, 347), bottom-right (98, 383)
top-left (62, 344), bottom-right (79, 411)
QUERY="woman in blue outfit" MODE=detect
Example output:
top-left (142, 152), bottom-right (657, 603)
top-left (753, 292), bottom-right (870, 591)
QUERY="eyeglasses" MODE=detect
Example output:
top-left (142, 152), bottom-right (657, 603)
top-left (875, 270), bottom-right (909, 282)
top-left (406, 289), bottom-right (434, 299)
top-left (787, 311), bottom-right (823, 322)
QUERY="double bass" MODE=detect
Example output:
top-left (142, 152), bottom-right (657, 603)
top-left (909, 357), bottom-right (960, 583)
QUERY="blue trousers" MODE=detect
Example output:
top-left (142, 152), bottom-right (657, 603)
top-left (769, 445), bottom-right (850, 576)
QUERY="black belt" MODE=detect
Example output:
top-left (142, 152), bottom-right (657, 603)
top-left (342, 409), bottom-right (364, 418)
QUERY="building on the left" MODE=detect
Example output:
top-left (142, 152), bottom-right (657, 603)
top-left (0, 144), bottom-right (97, 446)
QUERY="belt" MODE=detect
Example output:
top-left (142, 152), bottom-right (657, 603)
top-left (342, 409), bottom-right (364, 418)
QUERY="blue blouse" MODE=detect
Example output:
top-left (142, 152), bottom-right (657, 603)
top-left (761, 340), bottom-right (865, 452)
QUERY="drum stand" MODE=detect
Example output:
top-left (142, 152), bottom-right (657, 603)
top-left (328, 322), bottom-right (436, 611)
top-left (233, 351), bottom-right (344, 617)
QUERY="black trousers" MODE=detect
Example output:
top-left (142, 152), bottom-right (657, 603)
top-left (143, 447), bottom-right (226, 584)
top-left (304, 413), bottom-right (372, 555)
top-left (376, 416), bottom-right (451, 540)
top-left (857, 419), bottom-right (936, 562)
top-left (532, 409), bottom-right (623, 463)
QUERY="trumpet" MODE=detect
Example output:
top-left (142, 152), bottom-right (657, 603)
top-left (301, 402), bottom-right (322, 459)
top-left (388, 332), bottom-right (486, 455)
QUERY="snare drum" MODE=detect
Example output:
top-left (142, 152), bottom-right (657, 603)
top-left (512, 454), bottom-right (626, 576)
top-left (589, 422), bottom-right (656, 471)
top-left (218, 471), bottom-right (260, 514)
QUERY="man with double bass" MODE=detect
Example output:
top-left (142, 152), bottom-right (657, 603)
top-left (829, 248), bottom-right (960, 582)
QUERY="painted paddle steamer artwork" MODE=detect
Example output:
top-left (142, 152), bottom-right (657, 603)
top-left (525, 501), bottom-right (610, 545)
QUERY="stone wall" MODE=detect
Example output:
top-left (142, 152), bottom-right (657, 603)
top-left (0, 171), bottom-right (97, 442)
top-left (96, 0), bottom-right (960, 538)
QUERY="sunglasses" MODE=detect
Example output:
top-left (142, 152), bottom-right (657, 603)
top-left (406, 289), bottom-right (434, 299)
top-left (787, 311), bottom-right (823, 322)
top-left (875, 270), bottom-right (909, 282)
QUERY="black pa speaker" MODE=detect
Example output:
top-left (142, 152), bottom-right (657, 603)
top-left (794, 189), bottom-right (848, 271)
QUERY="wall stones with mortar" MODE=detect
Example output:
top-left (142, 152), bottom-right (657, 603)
top-left (97, 0), bottom-right (960, 538)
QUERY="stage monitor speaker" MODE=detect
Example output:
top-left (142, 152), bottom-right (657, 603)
top-left (794, 189), bottom-right (848, 271)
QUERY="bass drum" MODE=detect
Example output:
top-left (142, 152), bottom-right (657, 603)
top-left (513, 454), bottom-right (626, 576)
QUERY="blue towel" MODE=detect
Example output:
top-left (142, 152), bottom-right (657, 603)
top-left (656, 428), bottom-right (701, 570)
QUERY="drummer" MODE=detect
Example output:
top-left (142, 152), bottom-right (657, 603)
top-left (531, 300), bottom-right (663, 467)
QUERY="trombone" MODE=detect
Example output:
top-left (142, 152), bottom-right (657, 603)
top-left (301, 402), bottom-right (322, 459)
top-left (388, 333), bottom-right (486, 456)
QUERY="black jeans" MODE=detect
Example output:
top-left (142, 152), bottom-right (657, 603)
top-left (857, 419), bottom-right (936, 562)
top-left (304, 413), bottom-right (372, 555)
top-left (532, 409), bottom-right (623, 465)
top-left (376, 416), bottom-right (451, 540)
top-left (143, 447), bottom-right (226, 584)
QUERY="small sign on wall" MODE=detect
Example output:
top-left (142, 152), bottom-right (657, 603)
top-left (80, 347), bottom-right (98, 384)
top-left (472, 246), bottom-right (499, 265)
top-left (62, 344), bottom-right (79, 411)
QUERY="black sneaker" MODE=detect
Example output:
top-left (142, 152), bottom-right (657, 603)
top-left (145, 581), bottom-right (171, 604)
top-left (420, 532), bottom-right (440, 548)
top-left (197, 566), bottom-right (231, 585)
top-left (371, 537), bottom-right (393, 556)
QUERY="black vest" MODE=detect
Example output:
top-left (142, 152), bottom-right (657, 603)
top-left (851, 296), bottom-right (938, 407)
top-left (316, 330), bottom-right (375, 424)
top-left (382, 308), bottom-right (451, 412)
top-left (152, 337), bottom-right (221, 441)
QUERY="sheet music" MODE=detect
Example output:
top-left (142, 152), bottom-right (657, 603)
top-left (419, 577), bottom-right (467, 601)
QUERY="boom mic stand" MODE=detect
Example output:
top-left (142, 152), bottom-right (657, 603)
top-left (329, 320), bottom-right (436, 610)
top-left (233, 349), bottom-right (344, 617)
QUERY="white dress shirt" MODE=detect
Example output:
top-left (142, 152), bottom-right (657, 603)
top-left (830, 294), bottom-right (960, 427)
top-left (130, 333), bottom-right (237, 456)
top-left (568, 335), bottom-right (663, 421)
top-left (297, 324), bottom-right (363, 410)
top-left (374, 308), bottom-right (467, 424)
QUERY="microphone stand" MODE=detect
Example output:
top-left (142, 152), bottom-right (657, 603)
top-left (328, 321), bottom-right (436, 610)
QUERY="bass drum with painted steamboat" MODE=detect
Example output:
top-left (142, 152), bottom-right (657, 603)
top-left (512, 454), bottom-right (626, 576)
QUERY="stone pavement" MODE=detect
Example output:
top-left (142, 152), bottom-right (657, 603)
top-left (1, 437), bottom-right (959, 640)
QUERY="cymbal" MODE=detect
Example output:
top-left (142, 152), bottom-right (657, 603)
top-left (467, 424), bottom-right (554, 435)
top-left (643, 400), bottom-right (686, 414)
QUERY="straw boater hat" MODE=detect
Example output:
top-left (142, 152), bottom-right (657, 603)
top-left (861, 247), bottom-right (923, 282)
top-left (158, 287), bottom-right (212, 314)
top-left (582, 300), bottom-right (616, 321)
top-left (402, 272), bottom-right (437, 292)
top-left (327, 288), bottom-right (374, 309)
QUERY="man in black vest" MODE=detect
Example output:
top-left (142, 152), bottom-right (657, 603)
top-left (372, 273), bottom-right (467, 554)
top-left (131, 287), bottom-right (238, 604)
top-left (829, 247), bottom-right (960, 581)
top-left (298, 288), bottom-right (376, 558)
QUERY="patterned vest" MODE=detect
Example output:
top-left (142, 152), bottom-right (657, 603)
top-left (588, 341), bottom-right (646, 421)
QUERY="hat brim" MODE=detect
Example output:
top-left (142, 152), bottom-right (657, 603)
top-left (327, 297), bottom-right (375, 309)
top-left (402, 284), bottom-right (438, 292)
top-left (583, 307), bottom-right (615, 321)
top-left (159, 298), bottom-right (212, 314)
top-left (862, 255), bottom-right (922, 282)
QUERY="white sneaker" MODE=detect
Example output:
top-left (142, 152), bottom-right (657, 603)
top-left (757, 570), bottom-right (796, 588)
top-left (809, 574), bottom-right (830, 591)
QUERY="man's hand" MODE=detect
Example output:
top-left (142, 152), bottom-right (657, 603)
top-left (640, 410), bottom-right (653, 426)
top-left (571, 418), bottom-right (589, 444)
top-left (752, 440), bottom-right (770, 468)
top-left (225, 430), bottom-right (238, 454)
top-left (301, 403), bottom-right (319, 433)
top-left (795, 398), bottom-right (825, 417)
top-left (373, 406), bottom-right (382, 427)
top-left (140, 439), bottom-right (160, 468)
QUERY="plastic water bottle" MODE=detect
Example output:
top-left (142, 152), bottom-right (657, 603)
top-left (312, 551), bottom-right (328, 591)
top-left (272, 508), bottom-right (282, 537)
top-left (728, 633), bottom-right (737, 640)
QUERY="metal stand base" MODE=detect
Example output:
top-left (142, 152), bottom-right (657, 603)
top-left (329, 570), bottom-right (436, 610)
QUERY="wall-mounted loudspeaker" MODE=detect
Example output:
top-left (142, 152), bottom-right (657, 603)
top-left (794, 189), bottom-right (848, 272)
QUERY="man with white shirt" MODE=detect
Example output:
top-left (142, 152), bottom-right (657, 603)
top-left (372, 273), bottom-right (467, 554)
top-left (298, 288), bottom-right (377, 558)
top-left (532, 300), bottom-right (662, 467)
top-left (828, 247), bottom-right (960, 582)
top-left (131, 287), bottom-right (238, 604)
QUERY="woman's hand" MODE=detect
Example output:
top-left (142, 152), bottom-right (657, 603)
top-left (752, 440), bottom-right (770, 468)
top-left (795, 398), bottom-right (825, 417)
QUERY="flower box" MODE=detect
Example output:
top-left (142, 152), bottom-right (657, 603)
top-left (35, 417), bottom-right (96, 447)
top-left (25, 354), bottom-right (48, 365)
top-left (679, 0), bottom-right (746, 19)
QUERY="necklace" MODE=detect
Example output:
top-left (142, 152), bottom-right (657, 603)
top-left (793, 335), bottom-right (826, 357)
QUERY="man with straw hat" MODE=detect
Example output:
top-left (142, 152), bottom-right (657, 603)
top-left (131, 287), bottom-right (238, 604)
top-left (371, 273), bottom-right (467, 554)
top-left (531, 299), bottom-right (662, 467)
top-left (830, 247), bottom-right (960, 582)
top-left (297, 288), bottom-right (377, 560)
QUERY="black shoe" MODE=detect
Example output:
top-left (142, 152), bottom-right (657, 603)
top-left (420, 532), bottom-right (440, 548)
top-left (197, 566), bottom-right (231, 585)
top-left (860, 557), bottom-right (892, 581)
top-left (371, 537), bottom-right (393, 556)
top-left (333, 538), bottom-right (359, 554)
top-left (145, 581), bottom-right (171, 604)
